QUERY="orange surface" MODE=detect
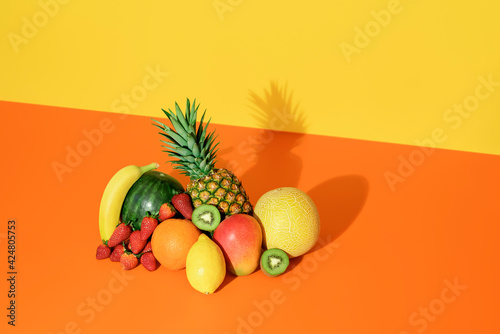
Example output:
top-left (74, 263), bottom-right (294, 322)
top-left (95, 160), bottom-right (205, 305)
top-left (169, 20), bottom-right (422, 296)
top-left (1, 100), bottom-right (499, 333)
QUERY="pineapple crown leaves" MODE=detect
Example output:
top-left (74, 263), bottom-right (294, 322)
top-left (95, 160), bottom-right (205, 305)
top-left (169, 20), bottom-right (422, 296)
top-left (152, 98), bottom-right (219, 180)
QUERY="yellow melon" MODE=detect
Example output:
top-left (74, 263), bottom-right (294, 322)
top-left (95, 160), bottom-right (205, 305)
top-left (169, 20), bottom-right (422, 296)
top-left (254, 187), bottom-right (320, 258)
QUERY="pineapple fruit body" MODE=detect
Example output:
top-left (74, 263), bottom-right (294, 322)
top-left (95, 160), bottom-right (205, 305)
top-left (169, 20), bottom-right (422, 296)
top-left (187, 168), bottom-right (252, 216)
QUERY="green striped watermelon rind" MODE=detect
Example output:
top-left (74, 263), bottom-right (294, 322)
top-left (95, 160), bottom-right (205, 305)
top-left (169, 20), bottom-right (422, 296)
top-left (120, 170), bottom-right (185, 230)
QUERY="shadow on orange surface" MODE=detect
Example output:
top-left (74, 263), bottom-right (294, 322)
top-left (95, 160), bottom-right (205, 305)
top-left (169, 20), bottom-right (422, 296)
top-left (286, 255), bottom-right (304, 271)
top-left (308, 175), bottom-right (369, 252)
top-left (218, 270), bottom-right (238, 291)
top-left (241, 131), bottom-right (305, 190)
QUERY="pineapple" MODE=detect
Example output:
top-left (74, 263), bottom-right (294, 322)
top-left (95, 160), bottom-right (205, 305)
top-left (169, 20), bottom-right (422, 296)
top-left (152, 99), bottom-right (253, 216)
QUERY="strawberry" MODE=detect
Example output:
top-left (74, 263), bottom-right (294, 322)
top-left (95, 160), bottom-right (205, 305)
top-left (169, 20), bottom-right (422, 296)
top-left (171, 193), bottom-right (194, 220)
top-left (140, 252), bottom-right (159, 271)
top-left (159, 202), bottom-right (176, 221)
top-left (120, 252), bottom-right (139, 270)
top-left (129, 230), bottom-right (147, 254)
top-left (142, 241), bottom-right (152, 253)
top-left (96, 243), bottom-right (111, 260)
top-left (110, 243), bottom-right (126, 262)
top-left (140, 214), bottom-right (159, 241)
top-left (107, 222), bottom-right (132, 248)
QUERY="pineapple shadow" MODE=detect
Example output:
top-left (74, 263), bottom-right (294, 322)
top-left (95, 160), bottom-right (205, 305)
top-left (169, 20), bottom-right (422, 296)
top-left (238, 80), bottom-right (308, 194)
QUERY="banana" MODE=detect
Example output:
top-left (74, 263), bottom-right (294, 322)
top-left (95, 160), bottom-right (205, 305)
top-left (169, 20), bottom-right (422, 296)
top-left (99, 162), bottom-right (159, 242)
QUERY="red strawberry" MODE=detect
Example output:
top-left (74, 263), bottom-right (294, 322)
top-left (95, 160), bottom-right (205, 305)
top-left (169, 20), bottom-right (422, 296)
top-left (120, 252), bottom-right (139, 270)
top-left (142, 241), bottom-right (152, 253)
top-left (129, 230), bottom-right (147, 254)
top-left (140, 252), bottom-right (159, 271)
top-left (110, 243), bottom-right (126, 262)
top-left (171, 193), bottom-right (194, 220)
top-left (140, 215), bottom-right (159, 241)
top-left (159, 203), bottom-right (176, 221)
top-left (96, 243), bottom-right (111, 260)
top-left (107, 222), bottom-right (132, 247)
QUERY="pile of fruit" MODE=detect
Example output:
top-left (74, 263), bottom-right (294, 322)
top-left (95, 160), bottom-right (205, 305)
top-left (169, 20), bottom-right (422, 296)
top-left (96, 99), bottom-right (321, 294)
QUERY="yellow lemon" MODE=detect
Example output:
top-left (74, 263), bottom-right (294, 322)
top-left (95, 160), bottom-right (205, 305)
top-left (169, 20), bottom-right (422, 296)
top-left (254, 187), bottom-right (320, 258)
top-left (186, 234), bottom-right (226, 294)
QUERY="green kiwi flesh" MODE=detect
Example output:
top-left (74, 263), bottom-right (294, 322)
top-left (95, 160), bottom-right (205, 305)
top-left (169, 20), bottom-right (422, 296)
top-left (192, 204), bottom-right (221, 232)
top-left (260, 248), bottom-right (289, 277)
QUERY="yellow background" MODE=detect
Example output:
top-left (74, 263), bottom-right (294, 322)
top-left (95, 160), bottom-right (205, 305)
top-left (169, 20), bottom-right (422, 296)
top-left (1, 0), bottom-right (499, 155)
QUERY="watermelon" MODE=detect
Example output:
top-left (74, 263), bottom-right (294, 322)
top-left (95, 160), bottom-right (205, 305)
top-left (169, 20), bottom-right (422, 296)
top-left (121, 170), bottom-right (184, 230)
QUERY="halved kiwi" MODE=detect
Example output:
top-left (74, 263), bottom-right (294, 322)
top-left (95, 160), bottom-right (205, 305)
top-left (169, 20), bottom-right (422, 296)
top-left (260, 248), bottom-right (289, 277)
top-left (191, 204), bottom-right (221, 232)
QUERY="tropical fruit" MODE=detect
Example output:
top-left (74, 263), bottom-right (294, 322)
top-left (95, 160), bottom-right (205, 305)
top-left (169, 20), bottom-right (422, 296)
top-left (212, 214), bottom-right (263, 276)
top-left (107, 222), bottom-right (132, 248)
top-left (260, 248), bottom-right (289, 277)
top-left (151, 218), bottom-right (201, 270)
top-left (96, 244), bottom-right (111, 260)
top-left (109, 244), bottom-right (126, 262)
top-left (140, 252), bottom-right (159, 271)
top-left (140, 214), bottom-right (159, 240)
top-left (152, 99), bottom-right (252, 216)
top-left (171, 193), bottom-right (194, 220)
top-left (186, 234), bottom-right (226, 294)
top-left (99, 162), bottom-right (159, 242)
top-left (254, 187), bottom-right (320, 258)
top-left (158, 203), bottom-right (176, 221)
top-left (121, 170), bottom-right (184, 230)
top-left (120, 252), bottom-right (139, 270)
top-left (192, 204), bottom-right (221, 232)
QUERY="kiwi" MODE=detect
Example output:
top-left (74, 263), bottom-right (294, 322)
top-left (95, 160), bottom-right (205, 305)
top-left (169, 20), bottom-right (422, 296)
top-left (260, 248), bottom-right (289, 277)
top-left (191, 204), bottom-right (221, 232)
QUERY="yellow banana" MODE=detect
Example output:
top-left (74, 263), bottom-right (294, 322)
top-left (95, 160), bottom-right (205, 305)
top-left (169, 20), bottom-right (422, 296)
top-left (99, 162), bottom-right (159, 242)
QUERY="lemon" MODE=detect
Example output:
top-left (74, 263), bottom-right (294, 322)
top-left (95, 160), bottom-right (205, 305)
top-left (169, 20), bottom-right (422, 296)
top-left (254, 187), bottom-right (320, 258)
top-left (186, 234), bottom-right (226, 294)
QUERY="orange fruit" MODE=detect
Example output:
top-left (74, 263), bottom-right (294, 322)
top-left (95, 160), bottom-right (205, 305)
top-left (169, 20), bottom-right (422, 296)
top-left (151, 218), bottom-right (201, 271)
